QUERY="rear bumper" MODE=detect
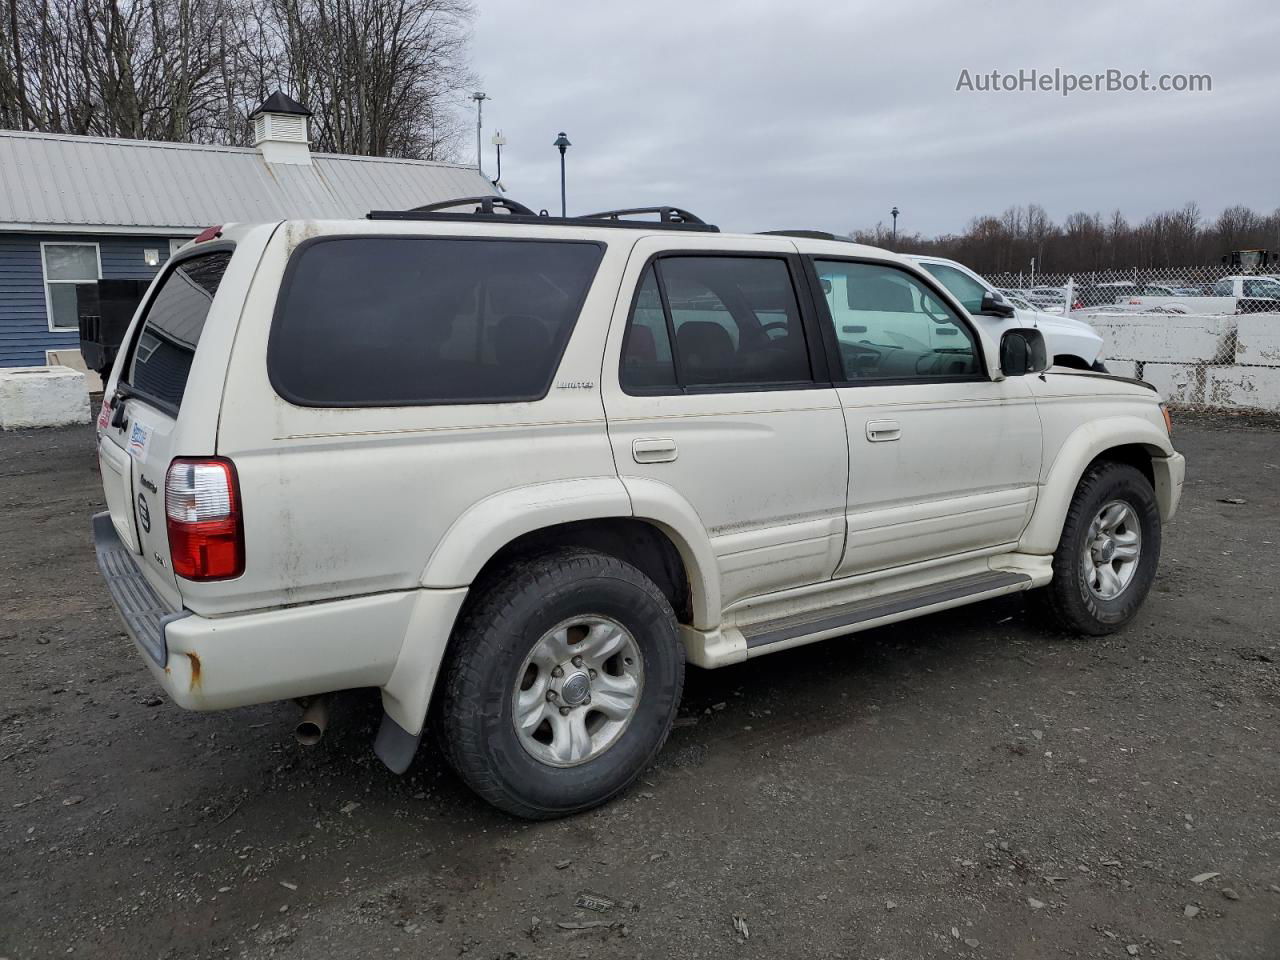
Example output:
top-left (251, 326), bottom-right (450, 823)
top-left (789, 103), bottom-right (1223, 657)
top-left (92, 511), bottom-right (467, 713)
top-left (93, 512), bottom-right (187, 665)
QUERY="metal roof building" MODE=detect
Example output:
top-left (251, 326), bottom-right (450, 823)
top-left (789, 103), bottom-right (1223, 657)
top-left (0, 93), bottom-right (495, 369)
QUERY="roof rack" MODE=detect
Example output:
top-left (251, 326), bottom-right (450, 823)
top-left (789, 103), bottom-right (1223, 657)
top-left (757, 229), bottom-right (848, 241)
top-left (367, 197), bottom-right (719, 232)
top-left (408, 195), bottom-right (538, 216)
top-left (580, 206), bottom-right (707, 225)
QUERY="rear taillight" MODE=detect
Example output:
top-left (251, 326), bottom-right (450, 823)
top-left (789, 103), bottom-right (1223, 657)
top-left (165, 458), bottom-right (244, 580)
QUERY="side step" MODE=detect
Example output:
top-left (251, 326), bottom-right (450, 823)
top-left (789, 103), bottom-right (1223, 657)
top-left (742, 570), bottom-right (1031, 650)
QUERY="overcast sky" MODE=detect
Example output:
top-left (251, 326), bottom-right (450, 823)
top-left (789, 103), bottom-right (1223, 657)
top-left (469, 0), bottom-right (1278, 237)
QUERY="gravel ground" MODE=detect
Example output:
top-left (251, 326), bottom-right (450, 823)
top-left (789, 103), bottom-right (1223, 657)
top-left (1, 413), bottom-right (1278, 959)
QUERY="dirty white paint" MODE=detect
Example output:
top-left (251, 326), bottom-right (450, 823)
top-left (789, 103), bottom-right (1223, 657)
top-left (1234, 315), bottom-right (1280, 368)
top-left (1205, 366), bottom-right (1280, 410)
top-left (1083, 312), bottom-right (1236, 365)
top-left (0, 365), bottom-right (91, 429)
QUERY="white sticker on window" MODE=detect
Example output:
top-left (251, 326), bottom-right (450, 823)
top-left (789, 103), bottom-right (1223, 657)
top-left (127, 420), bottom-right (152, 462)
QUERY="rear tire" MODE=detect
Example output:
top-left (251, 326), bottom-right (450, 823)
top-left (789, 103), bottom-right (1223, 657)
top-left (437, 548), bottom-right (684, 819)
top-left (1039, 461), bottom-right (1161, 635)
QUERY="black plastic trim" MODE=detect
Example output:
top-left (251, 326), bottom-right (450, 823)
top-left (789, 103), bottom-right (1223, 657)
top-left (367, 210), bottom-right (718, 233)
top-left (266, 234), bottom-right (606, 409)
top-left (744, 571), bottom-right (1031, 649)
top-left (1048, 369), bottom-right (1158, 392)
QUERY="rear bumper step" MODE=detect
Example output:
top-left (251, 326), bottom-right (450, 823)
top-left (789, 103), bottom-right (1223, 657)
top-left (743, 570), bottom-right (1032, 649)
top-left (92, 511), bottom-right (187, 665)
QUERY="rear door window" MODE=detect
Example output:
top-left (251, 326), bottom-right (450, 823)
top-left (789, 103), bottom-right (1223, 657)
top-left (620, 255), bottom-right (814, 392)
top-left (269, 237), bottom-right (604, 406)
top-left (126, 251), bottom-right (233, 413)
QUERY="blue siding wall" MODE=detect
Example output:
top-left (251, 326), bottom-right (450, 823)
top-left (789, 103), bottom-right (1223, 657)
top-left (0, 232), bottom-right (182, 367)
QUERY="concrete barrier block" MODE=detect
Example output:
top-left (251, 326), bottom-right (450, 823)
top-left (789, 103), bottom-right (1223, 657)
top-left (1233, 314), bottom-right (1280, 368)
top-left (1082, 312), bottom-right (1235, 364)
top-left (1138, 362), bottom-right (1203, 405)
top-left (1103, 359), bottom-right (1138, 379)
top-left (1205, 366), bottom-right (1280, 411)
top-left (0, 366), bottom-right (92, 429)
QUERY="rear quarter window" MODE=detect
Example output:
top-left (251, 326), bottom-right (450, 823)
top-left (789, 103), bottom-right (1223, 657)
top-left (126, 251), bottom-right (233, 413)
top-left (268, 236), bottom-right (605, 406)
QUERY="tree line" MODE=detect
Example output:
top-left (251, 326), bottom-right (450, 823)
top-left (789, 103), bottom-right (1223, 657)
top-left (0, 0), bottom-right (475, 159)
top-left (852, 203), bottom-right (1280, 274)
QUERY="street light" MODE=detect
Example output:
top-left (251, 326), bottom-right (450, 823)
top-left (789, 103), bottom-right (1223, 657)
top-left (891, 206), bottom-right (900, 247)
top-left (490, 130), bottom-right (506, 187)
top-left (554, 132), bottom-right (571, 218)
top-left (470, 92), bottom-right (488, 172)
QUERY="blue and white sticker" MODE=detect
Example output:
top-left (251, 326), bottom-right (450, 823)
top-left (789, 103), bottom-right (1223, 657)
top-left (127, 420), bottom-right (152, 462)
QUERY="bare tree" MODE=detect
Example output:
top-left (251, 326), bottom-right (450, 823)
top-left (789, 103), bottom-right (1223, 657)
top-left (0, 0), bottom-right (475, 159)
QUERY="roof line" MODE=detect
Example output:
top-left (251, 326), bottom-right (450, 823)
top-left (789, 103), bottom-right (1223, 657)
top-left (0, 128), bottom-right (478, 169)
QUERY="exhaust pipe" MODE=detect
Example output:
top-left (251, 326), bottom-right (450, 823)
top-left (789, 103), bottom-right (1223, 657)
top-left (295, 695), bottom-right (331, 746)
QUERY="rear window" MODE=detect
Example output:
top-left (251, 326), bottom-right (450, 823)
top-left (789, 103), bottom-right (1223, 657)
top-left (126, 251), bottom-right (233, 412)
top-left (268, 237), bottom-right (604, 406)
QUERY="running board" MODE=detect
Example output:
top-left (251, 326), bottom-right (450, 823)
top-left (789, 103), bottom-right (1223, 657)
top-left (742, 570), bottom-right (1031, 650)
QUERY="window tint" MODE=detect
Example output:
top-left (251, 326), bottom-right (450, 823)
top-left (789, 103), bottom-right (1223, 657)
top-left (270, 238), bottom-right (603, 406)
top-left (620, 256), bottom-right (811, 391)
top-left (813, 260), bottom-right (980, 382)
top-left (919, 261), bottom-right (989, 314)
top-left (620, 266), bottom-right (677, 388)
top-left (127, 252), bottom-right (232, 411)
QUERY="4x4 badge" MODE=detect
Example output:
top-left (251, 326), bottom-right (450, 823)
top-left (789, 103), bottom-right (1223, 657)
top-left (136, 493), bottom-right (151, 533)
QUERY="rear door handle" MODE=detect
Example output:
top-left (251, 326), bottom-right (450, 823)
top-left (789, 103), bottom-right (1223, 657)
top-left (865, 420), bottom-right (901, 442)
top-left (633, 438), bottom-right (678, 463)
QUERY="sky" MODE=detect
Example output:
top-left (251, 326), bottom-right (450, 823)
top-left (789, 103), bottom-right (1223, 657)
top-left (468, 0), bottom-right (1279, 238)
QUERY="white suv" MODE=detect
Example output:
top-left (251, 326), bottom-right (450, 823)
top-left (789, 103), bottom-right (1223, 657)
top-left (93, 199), bottom-right (1184, 819)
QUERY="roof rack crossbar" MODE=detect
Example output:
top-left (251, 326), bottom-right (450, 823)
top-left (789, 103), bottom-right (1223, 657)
top-left (580, 206), bottom-right (707, 225)
top-left (407, 195), bottom-right (537, 217)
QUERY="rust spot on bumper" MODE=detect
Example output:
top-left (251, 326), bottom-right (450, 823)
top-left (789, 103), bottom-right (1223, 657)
top-left (186, 652), bottom-right (202, 691)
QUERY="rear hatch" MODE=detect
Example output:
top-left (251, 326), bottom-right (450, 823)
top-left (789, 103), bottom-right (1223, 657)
top-left (97, 248), bottom-right (236, 600)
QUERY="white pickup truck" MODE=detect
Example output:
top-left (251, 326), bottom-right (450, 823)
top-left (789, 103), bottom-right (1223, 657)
top-left (92, 199), bottom-right (1184, 819)
top-left (1119, 275), bottom-right (1280, 315)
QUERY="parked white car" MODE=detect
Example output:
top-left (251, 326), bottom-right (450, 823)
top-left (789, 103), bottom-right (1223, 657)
top-left (909, 256), bottom-right (1106, 369)
top-left (93, 201), bottom-right (1184, 819)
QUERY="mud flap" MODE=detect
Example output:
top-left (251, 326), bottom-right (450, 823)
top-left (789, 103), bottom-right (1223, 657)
top-left (373, 712), bottom-right (421, 774)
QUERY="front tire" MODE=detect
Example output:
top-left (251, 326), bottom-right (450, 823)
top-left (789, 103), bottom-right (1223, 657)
top-left (437, 548), bottom-right (684, 819)
top-left (1040, 461), bottom-right (1161, 635)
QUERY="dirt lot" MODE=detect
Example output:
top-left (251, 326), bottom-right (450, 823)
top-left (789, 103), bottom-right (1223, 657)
top-left (1, 414), bottom-right (1278, 959)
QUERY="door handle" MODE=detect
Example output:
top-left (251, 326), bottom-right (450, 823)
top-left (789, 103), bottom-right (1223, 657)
top-left (632, 438), bottom-right (678, 463)
top-left (865, 420), bottom-right (901, 442)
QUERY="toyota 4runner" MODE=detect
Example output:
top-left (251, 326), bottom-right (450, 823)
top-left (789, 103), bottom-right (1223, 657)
top-left (93, 198), bottom-right (1185, 819)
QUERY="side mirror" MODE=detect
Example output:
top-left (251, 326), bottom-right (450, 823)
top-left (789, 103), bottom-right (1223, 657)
top-left (999, 327), bottom-right (1049, 376)
top-left (980, 291), bottom-right (1016, 318)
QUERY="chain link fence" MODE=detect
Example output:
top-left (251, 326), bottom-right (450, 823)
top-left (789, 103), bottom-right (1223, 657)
top-left (979, 264), bottom-right (1280, 412)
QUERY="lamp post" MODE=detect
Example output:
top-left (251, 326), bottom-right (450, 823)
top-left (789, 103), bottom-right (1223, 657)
top-left (554, 132), bottom-right (571, 217)
top-left (470, 91), bottom-right (488, 172)
top-left (490, 130), bottom-right (506, 187)
top-left (891, 206), bottom-right (900, 247)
